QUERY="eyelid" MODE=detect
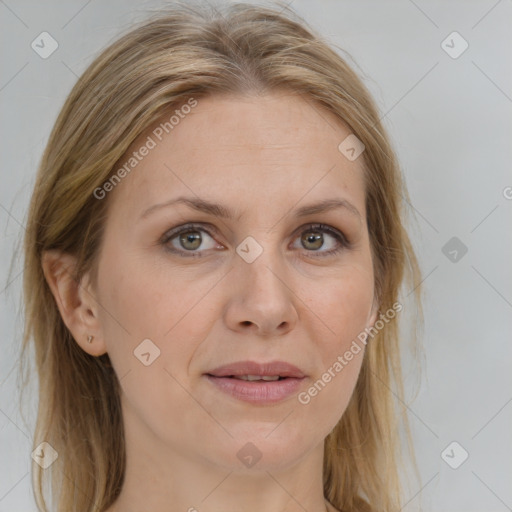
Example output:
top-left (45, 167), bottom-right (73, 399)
top-left (160, 222), bottom-right (223, 256)
top-left (161, 222), bottom-right (219, 242)
top-left (290, 223), bottom-right (351, 256)
top-left (160, 222), bottom-right (350, 257)
top-left (297, 223), bottom-right (350, 246)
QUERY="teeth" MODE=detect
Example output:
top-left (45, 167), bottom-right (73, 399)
top-left (234, 375), bottom-right (280, 381)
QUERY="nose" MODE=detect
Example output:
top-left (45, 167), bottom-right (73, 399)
top-left (223, 249), bottom-right (298, 337)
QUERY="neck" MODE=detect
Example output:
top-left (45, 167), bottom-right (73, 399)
top-left (107, 402), bottom-right (332, 512)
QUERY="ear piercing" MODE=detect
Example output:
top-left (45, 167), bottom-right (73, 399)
top-left (87, 335), bottom-right (94, 344)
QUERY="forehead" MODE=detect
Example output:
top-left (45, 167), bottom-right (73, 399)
top-left (106, 91), bottom-right (367, 221)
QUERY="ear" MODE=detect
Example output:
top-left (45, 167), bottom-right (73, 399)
top-left (367, 294), bottom-right (380, 330)
top-left (41, 250), bottom-right (107, 357)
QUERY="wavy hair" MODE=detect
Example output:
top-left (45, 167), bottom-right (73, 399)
top-left (20, 2), bottom-right (423, 511)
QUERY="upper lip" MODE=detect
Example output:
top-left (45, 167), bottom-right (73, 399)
top-left (206, 360), bottom-right (306, 378)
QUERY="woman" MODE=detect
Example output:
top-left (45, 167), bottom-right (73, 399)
top-left (21, 2), bottom-right (422, 511)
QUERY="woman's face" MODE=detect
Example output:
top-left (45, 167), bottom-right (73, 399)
top-left (92, 91), bottom-right (378, 471)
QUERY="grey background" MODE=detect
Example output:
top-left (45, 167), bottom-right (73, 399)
top-left (1, 0), bottom-right (511, 510)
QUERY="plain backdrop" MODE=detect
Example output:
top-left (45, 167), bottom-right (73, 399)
top-left (1, 0), bottom-right (511, 511)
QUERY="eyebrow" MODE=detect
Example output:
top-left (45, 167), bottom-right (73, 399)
top-left (140, 196), bottom-right (362, 221)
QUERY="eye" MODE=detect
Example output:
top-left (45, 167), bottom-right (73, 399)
top-left (161, 222), bottom-right (349, 258)
top-left (291, 223), bottom-right (349, 256)
top-left (161, 224), bottom-right (221, 257)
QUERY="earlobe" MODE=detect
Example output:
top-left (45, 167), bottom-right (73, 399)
top-left (41, 250), bottom-right (107, 356)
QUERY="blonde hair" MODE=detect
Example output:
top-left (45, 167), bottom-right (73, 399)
top-left (21, 2), bottom-right (422, 511)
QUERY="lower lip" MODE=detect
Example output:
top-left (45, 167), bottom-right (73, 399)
top-left (205, 375), bottom-right (305, 404)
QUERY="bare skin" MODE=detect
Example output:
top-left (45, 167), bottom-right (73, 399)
top-left (43, 91), bottom-right (378, 512)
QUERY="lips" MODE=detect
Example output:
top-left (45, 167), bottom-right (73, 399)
top-left (205, 360), bottom-right (307, 404)
top-left (206, 360), bottom-right (306, 379)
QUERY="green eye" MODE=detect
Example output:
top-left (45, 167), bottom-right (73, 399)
top-left (293, 224), bottom-right (348, 255)
top-left (161, 222), bottom-right (349, 258)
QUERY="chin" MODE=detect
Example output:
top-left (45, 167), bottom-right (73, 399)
top-left (204, 426), bottom-right (320, 473)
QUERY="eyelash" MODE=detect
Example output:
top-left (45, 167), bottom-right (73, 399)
top-left (160, 222), bottom-right (351, 258)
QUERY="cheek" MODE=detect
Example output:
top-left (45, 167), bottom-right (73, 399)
top-left (298, 263), bottom-right (373, 413)
top-left (94, 251), bottom-right (200, 412)
top-left (307, 263), bottom-right (374, 350)
top-left (95, 247), bottom-right (214, 375)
